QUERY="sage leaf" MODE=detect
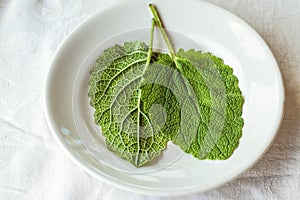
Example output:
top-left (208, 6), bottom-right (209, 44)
top-left (148, 4), bottom-right (244, 160)
top-left (88, 42), bottom-right (179, 167)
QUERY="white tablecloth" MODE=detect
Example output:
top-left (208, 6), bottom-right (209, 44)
top-left (0, 0), bottom-right (299, 199)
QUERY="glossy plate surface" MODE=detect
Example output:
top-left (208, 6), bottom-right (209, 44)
top-left (45, 0), bottom-right (285, 196)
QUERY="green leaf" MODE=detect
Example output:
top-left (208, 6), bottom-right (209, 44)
top-left (143, 50), bottom-right (244, 160)
top-left (88, 41), bottom-right (180, 167)
top-left (148, 4), bottom-right (244, 160)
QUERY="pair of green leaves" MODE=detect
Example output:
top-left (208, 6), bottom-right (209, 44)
top-left (88, 5), bottom-right (244, 167)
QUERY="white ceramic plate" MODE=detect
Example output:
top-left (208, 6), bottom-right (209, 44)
top-left (44, 0), bottom-right (285, 196)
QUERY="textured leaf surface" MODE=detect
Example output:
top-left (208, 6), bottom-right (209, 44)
top-left (88, 42), bottom-right (179, 167)
top-left (88, 41), bottom-right (244, 166)
top-left (143, 50), bottom-right (244, 160)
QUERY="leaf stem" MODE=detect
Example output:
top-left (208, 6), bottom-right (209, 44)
top-left (145, 19), bottom-right (155, 68)
top-left (149, 4), bottom-right (176, 61)
top-left (135, 19), bottom-right (156, 166)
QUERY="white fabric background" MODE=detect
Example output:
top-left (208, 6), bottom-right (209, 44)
top-left (0, 0), bottom-right (299, 199)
